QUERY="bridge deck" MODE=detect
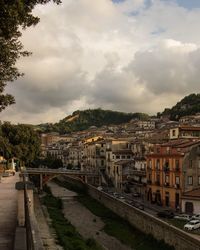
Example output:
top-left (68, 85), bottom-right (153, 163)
top-left (0, 174), bottom-right (18, 250)
top-left (24, 168), bottom-right (99, 176)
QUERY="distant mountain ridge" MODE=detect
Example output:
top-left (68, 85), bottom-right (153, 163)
top-left (38, 108), bottom-right (149, 134)
top-left (160, 93), bottom-right (200, 120)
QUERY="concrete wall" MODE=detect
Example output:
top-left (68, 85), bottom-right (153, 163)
top-left (63, 176), bottom-right (200, 250)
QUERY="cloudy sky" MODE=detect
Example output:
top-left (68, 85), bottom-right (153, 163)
top-left (1, 0), bottom-right (200, 124)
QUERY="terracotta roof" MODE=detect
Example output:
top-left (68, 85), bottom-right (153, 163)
top-left (115, 160), bottom-right (133, 165)
top-left (182, 188), bottom-right (200, 199)
top-left (180, 126), bottom-right (200, 131)
top-left (113, 149), bottom-right (133, 154)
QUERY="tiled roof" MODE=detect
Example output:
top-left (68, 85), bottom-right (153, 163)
top-left (115, 160), bottom-right (133, 165)
top-left (182, 188), bottom-right (200, 199)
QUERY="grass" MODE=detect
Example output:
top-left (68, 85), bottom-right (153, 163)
top-left (54, 179), bottom-right (174, 250)
top-left (42, 185), bottom-right (103, 250)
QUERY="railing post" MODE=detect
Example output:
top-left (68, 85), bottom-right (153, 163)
top-left (40, 174), bottom-right (43, 191)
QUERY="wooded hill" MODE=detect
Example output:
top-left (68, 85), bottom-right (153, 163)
top-left (37, 109), bottom-right (149, 134)
top-left (159, 93), bottom-right (200, 120)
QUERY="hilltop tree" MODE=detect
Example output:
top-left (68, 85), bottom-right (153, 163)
top-left (0, 0), bottom-right (61, 112)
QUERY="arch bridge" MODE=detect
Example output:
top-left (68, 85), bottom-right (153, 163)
top-left (21, 167), bottom-right (100, 190)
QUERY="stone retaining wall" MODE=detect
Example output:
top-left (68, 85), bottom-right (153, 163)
top-left (63, 176), bottom-right (200, 250)
top-left (88, 184), bottom-right (200, 250)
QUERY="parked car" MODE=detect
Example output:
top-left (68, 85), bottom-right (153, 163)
top-left (128, 200), bottom-right (144, 210)
top-left (113, 192), bottom-right (120, 198)
top-left (157, 210), bottom-right (174, 219)
top-left (118, 196), bottom-right (125, 201)
top-left (174, 214), bottom-right (192, 221)
top-left (97, 186), bottom-right (103, 191)
top-left (184, 220), bottom-right (200, 230)
top-left (192, 214), bottom-right (200, 220)
top-left (132, 192), bottom-right (141, 197)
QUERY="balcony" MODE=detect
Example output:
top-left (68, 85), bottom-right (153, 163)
top-left (164, 167), bottom-right (170, 172)
top-left (130, 169), bottom-right (146, 176)
top-left (155, 181), bottom-right (160, 186)
top-left (147, 180), bottom-right (152, 184)
top-left (174, 184), bottom-right (180, 189)
top-left (175, 167), bottom-right (180, 172)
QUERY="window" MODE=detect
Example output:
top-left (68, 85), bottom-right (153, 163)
top-left (117, 166), bottom-right (119, 175)
top-left (149, 160), bottom-right (152, 169)
top-left (175, 159), bottom-right (179, 170)
top-left (127, 155), bottom-right (131, 159)
top-left (156, 147), bottom-right (160, 153)
top-left (165, 175), bottom-right (169, 183)
top-left (172, 130), bottom-right (176, 136)
top-left (189, 160), bottom-right (193, 168)
top-left (188, 176), bottom-right (193, 185)
top-left (156, 159), bottom-right (160, 170)
top-left (122, 155), bottom-right (125, 159)
top-left (175, 176), bottom-right (180, 184)
top-left (116, 155), bottom-right (120, 159)
top-left (164, 160), bottom-right (170, 171)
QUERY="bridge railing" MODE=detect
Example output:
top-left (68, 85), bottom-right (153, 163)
top-left (23, 167), bottom-right (100, 176)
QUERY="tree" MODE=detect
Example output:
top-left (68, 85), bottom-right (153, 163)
top-left (0, 122), bottom-right (41, 166)
top-left (0, 0), bottom-right (61, 111)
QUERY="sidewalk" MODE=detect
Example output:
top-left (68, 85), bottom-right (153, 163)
top-left (0, 174), bottom-right (18, 250)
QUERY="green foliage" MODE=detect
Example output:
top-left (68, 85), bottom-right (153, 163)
top-left (42, 187), bottom-right (103, 250)
top-left (31, 156), bottom-right (63, 169)
top-left (38, 109), bottom-right (149, 134)
top-left (0, 122), bottom-right (41, 165)
top-left (160, 93), bottom-right (200, 120)
top-left (54, 179), bottom-right (88, 194)
top-left (0, 0), bottom-right (61, 111)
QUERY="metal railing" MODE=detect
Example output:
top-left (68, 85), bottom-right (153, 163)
top-left (23, 175), bottom-right (34, 250)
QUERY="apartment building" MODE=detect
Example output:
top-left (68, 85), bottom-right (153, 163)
top-left (170, 126), bottom-right (200, 140)
top-left (146, 140), bottom-right (200, 211)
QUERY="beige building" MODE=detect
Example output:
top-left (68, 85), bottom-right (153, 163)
top-left (170, 126), bottom-right (200, 140)
top-left (82, 140), bottom-right (106, 173)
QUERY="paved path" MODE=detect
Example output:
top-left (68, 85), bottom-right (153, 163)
top-left (0, 174), bottom-right (18, 250)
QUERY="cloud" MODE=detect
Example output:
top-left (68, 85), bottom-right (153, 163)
top-left (1, 0), bottom-right (200, 124)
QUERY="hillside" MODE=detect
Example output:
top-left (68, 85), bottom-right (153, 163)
top-left (160, 93), bottom-right (200, 120)
top-left (38, 108), bottom-right (149, 134)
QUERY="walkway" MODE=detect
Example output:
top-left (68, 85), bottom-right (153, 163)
top-left (0, 174), bottom-right (18, 250)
